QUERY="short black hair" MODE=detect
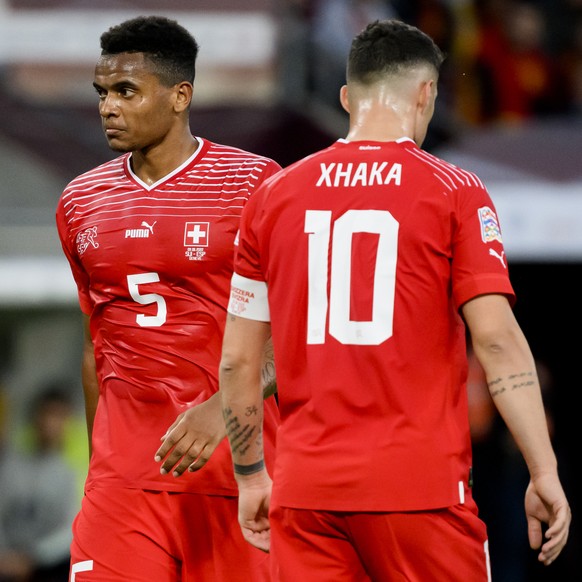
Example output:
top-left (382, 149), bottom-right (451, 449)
top-left (100, 15), bottom-right (199, 86)
top-left (347, 19), bottom-right (445, 84)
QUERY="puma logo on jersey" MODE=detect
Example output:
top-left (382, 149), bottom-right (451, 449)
top-left (141, 220), bottom-right (156, 233)
top-left (489, 248), bottom-right (507, 268)
top-left (316, 162), bottom-right (402, 187)
top-left (125, 221), bottom-right (156, 238)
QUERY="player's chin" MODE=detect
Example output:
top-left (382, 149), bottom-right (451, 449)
top-left (104, 136), bottom-right (132, 153)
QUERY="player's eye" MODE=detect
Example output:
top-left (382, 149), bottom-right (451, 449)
top-left (119, 87), bottom-right (137, 98)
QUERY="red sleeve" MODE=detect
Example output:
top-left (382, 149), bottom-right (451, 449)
top-left (451, 183), bottom-right (516, 309)
top-left (55, 196), bottom-right (93, 315)
top-left (234, 183), bottom-right (265, 283)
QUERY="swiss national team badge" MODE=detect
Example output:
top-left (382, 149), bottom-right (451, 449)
top-left (184, 222), bottom-right (209, 261)
top-left (478, 206), bottom-right (503, 244)
top-left (76, 226), bottom-right (99, 255)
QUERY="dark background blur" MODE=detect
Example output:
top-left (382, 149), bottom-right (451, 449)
top-left (0, 1), bottom-right (580, 581)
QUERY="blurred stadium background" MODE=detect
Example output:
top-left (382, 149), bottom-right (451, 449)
top-left (0, 1), bottom-right (580, 580)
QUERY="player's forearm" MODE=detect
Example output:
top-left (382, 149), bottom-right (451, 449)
top-left (261, 337), bottom-right (277, 399)
top-left (220, 372), bottom-right (266, 479)
top-left (81, 314), bottom-right (99, 456)
top-left (220, 314), bottom-right (270, 478)
top-left (475, 336), bottom-right (557, 476)
top-left (464, 295), bottom-right (558, 477)
top-left (488, 373), bottom-right (557, 476)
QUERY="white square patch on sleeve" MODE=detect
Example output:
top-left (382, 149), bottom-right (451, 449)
top-left (228, 273), bottom-right (270, 322)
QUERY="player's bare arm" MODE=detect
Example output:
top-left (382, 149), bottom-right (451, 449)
top-left (155, 328), bottom-right (276, 478)
top-left (219, 313), bottom-right (273, 552)
top-left (462, 293), bottom-right (571, 565)
top-left (261, 336), bottom-right (277, 398)
top-left (81, 314), bottom-right (99, 458)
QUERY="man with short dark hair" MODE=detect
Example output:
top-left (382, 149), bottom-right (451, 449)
top-left (219, 18), bottom-right (571, 581)
top-left (56, 15), bottom-right (280, 582)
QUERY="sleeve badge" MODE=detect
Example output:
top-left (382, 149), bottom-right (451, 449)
top-left (478, 206), bottom-right (503, 244)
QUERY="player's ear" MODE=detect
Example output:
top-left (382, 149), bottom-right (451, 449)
top-left (340, 85), bottom-right (350, 113)
top-left (174, 81), bottom-right (193, 113)
top-left (417, 79), bottom-right (431, 112)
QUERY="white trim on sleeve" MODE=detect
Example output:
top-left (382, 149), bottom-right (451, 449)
top-left (228, 273), bottom-right (270, 321)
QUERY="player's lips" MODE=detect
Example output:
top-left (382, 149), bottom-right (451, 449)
top-left (104, 127), bottom-right (124, 136)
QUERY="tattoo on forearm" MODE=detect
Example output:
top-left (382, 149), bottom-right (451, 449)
top-left (233, 459), bottom-right (265, 475)
top-left (245, 405), bottom-right (258, 416)
top-left (222, 406), bottom-right (261, 456)
top-left (261, 339), bottom-right (277, 397)
top-left (488, 371), bottom-right (536, 398)
top-left (262, 360), bottom-right (276, 389)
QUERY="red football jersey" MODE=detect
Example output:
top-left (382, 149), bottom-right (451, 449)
top-left (230, 138), bottom-right (515, 511)
top-left (56, 138), bottom-right (281, 495)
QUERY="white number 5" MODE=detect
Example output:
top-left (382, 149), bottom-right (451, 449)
top-left (127, 272), bottom-right (167, 327)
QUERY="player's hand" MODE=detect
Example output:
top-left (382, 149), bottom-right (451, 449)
top-left (155, 393), bottom-right (226, 476)
top-left (237, 472), bottom-right (273, 553)
top-left (524, 474), bottom-right (571, 566)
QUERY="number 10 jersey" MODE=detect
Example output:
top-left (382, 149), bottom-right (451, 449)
top-left (231, 137), bottom-right (515, 512)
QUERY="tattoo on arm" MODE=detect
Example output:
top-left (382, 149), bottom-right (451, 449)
top-left (233, 459), bottom-right (265, 475)
top-left (488, 371), bottom-right (536, 398)
top-left (222, 406), bottom-right (263, 457)
top-left (262, 340), bottom-right (277, 398)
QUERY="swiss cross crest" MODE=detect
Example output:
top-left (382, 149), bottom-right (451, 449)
top-left (184, 222), bottom-right (210, 247)
top-left (184, 222), bottom-right (209, 261)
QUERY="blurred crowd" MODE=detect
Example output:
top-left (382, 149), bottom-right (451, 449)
top-left (281, 0), bottom-right (582, 147)
top-left (0, 382), bottom-right (87, 582)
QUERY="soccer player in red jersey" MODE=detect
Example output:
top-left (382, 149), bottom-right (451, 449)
top-left (219, 19), bottom-right (571, 581)
top-left (55, 15), bottom-right (280, 582)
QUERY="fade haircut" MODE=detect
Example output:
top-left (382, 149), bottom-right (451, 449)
top-left (100, 15), bottom-right (199, 86)
top-left (347, 19), bottom-right (445, 85)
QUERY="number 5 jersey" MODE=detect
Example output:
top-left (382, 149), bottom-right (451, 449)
top-left (56, 138), bottom-right (281, 495)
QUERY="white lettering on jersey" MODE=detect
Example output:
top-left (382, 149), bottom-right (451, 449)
top-left (228, 273), bottom-right (270, 321)
top-left (125, 229), bottom-right (150, 238)
top-left (316, 162), bottom-right (402, 187)
top-left (125, 220), bottom-right (158, 238)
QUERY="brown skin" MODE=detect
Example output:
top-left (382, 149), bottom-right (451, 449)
top-left (87, 52), bottom-right (226, 476)
top-left (81, 314), bottom-right (98, 458)
top-left (93, 52), bottom-right (198, 183)
top-left (86, 52), bottom-right (276, 477)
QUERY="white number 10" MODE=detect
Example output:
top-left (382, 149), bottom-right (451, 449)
top-left (305, 209), bottom-right (398, 346)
